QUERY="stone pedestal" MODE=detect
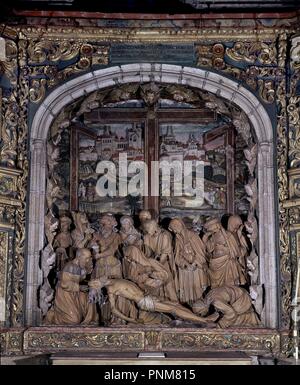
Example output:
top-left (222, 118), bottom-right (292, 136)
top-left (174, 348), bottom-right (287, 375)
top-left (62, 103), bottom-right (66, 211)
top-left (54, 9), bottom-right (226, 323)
top-left (51, 351), bottom-right (253, 365)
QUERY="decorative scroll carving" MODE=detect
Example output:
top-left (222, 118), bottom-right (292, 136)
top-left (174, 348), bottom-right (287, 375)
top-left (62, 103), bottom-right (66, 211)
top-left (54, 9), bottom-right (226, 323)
top-left (27, 40), bottom-right (80, 64)
top-left (161, 331), bottom-right (280, 353)
top-left (226, 42), bottom-right (277, 65)
top-left (9, 39), bottom-right (29, 326)
top-left (0, 40), bottom-right (19, 168)
top-left (277, 70), bottom-right (292, 328)
top-left (196, 42), bottom-right (278, 105)
top-left (0, 231), bottom-right (9, 323)
top-left (288, 78), bottom-right (300, 168)
top-left (24, 330), bottom-right (144, 351)
top-left (1, 326), bottom-right (292, 355)
top-left (26, 40), bottom-right (109, 103)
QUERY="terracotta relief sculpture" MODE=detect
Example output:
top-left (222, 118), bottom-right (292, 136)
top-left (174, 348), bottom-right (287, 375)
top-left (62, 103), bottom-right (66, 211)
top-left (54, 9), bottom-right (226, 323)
top-left (42, 210), bottom-right (260, 328)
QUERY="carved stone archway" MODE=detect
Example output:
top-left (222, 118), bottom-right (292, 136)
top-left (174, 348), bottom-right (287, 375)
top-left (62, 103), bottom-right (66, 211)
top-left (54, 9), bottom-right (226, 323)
top-left (27, 63), bottom-right (277, 328)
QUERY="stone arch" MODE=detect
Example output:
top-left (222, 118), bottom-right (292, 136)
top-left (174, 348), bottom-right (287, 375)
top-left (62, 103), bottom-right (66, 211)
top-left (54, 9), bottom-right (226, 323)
top-left (27, 63), bottom-right (278, 328)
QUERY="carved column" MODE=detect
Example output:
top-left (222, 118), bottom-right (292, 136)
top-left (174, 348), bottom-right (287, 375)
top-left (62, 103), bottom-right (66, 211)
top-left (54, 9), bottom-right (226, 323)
top-left (257, 141), bottom-right (278, 328)
top-left (0, 172), bottom-right (21, 326)
top-left (25, 139), bottom-right (47, 326)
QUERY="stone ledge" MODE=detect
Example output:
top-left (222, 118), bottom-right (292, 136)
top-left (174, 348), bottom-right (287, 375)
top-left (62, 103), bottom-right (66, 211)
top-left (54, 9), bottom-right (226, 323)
top-left (1, 326), bottom-right (289, 356)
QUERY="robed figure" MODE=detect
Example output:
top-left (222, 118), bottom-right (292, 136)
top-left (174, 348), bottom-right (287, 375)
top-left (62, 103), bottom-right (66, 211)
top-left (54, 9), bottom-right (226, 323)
top-left (169, 218), bottom-right (209, 305)
top-left (45, 249), bottom-right (97, 325)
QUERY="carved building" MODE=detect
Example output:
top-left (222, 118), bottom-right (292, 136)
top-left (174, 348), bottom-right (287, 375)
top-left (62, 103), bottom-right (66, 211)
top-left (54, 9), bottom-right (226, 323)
top-left (0, 0), bottom-right (300, 362)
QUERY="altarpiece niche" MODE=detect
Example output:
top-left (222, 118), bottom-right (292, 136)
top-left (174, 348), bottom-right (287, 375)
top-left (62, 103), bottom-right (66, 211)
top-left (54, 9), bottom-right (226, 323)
top-left (41, 83), bottom-right (262, 329)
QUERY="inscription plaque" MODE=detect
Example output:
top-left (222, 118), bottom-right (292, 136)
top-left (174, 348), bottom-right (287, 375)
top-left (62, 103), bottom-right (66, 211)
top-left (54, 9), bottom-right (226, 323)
top-left (111, 44), bottom-right (195, 65)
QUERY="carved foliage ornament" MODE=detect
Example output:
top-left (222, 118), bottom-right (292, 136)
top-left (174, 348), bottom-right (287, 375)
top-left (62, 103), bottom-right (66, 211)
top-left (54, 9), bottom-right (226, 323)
top-left (27, 40), bottom-right (109, 103)
top-left (196, 41), bottom-right (280, 105)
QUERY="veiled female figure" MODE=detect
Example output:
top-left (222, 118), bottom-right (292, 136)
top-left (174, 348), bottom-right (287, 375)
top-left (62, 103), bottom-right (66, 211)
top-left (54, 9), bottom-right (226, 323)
top-left (169, 218), bottom-right (209, 305)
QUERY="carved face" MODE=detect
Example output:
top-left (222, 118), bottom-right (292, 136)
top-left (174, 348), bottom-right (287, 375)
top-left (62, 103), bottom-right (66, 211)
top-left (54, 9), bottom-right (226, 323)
top-left (60, 218), bottom-right (71, 232)
top-left (121, 218), bottom-right (133, 233)
top-left (228, 215), bottom-right (243, 232)
top-left (169, 219), bottom-right (184, 235)
top-left (78, 249), bottom-right (92, 270)
top-left (139, 210), bottom-right (151, 223)
top-left (144, 220), bottom-right (158, 236)
top-left (173, 92), bottom-right (184, 102)
top-left (79, 213), bottom-right (89, 225)
top-left (100, 215), bottom-right (117, 230)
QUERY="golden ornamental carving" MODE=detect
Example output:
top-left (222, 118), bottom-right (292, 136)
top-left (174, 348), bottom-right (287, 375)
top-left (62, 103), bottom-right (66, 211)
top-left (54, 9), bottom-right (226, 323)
top-left (0, 40), bottom-right (19, 168)
top-left (145, 330), bottom-right (160, 348)
top-left (280, 333), bottom-right (294, 357)
top-left (258, 79), bottom-right (275, 104)
top-left (29, 79), bottom-right (47, 104)
top-left (24, 331), bottom-right (144, 351)
top-left (27, 41), bottom-right (109, 103)
top-left (161, 332), bottom-right (280, 353)
top-left (290, 36), bottom-right (300, 70)
top-left (27, 40), bottom-right (80, 64)
top-left (196, 43), bottom-right (277, 105)
top-left (3, 330), bottom-right (23, 355)
top-left (226, 42), bottom-right (277, 65)
top-left (288, 77), bottom-right (300, 169)
top-left (8, 39), bottom-right (29, 327)
top-left (16, 25), bottom-right (296, 43)
top-left (278, 33), bottom-right (287, 69)
top-left (277, 73), bottom-right (292, 328)
top-left (0, 231), bottom-right (9, 299)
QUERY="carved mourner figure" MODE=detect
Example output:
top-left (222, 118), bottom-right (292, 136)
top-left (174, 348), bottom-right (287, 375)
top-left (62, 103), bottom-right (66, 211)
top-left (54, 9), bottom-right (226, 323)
top-left (119, 215), bottom-right (143, 278)
top-left (120, 215), bottom-right (142, 247)
top-left (203, 218), bottom-right (247, 288)
top-left (227, 214), bottom-right (249, 278)
top-left (89, 214), bottom-right (122, 324)
top-left (45, 248), bottom-right (97, 325)
top-left (192, 285), bottom-right (260, 328)
top-left (89, 276), bottom-right (215, 326)
top-left (90, 214), bottom-right (122, 280)
top-left (169, 218), bottom-right (209, 304)
top-left (53, 215), bottom-right (73, 272)
top-left (71, 212), bottom-right (94, 249)
top-left (123, 245), bottom-right (171, 324)
top-left (138, 209), bottom-right (152, 228)
top-left (143, 219), bottom-right (178, 301)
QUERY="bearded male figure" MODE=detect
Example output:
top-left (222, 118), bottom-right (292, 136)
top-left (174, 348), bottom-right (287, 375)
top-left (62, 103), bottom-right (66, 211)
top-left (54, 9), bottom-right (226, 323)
top-left (143, 219), bottom-right (178, 301)
top-left (45, 248), bottom-right (97, 325)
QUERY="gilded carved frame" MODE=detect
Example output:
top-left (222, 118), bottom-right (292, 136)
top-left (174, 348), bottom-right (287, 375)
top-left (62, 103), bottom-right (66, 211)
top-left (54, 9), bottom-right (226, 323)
top-left (0, 21), bottom-right (299, 355)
